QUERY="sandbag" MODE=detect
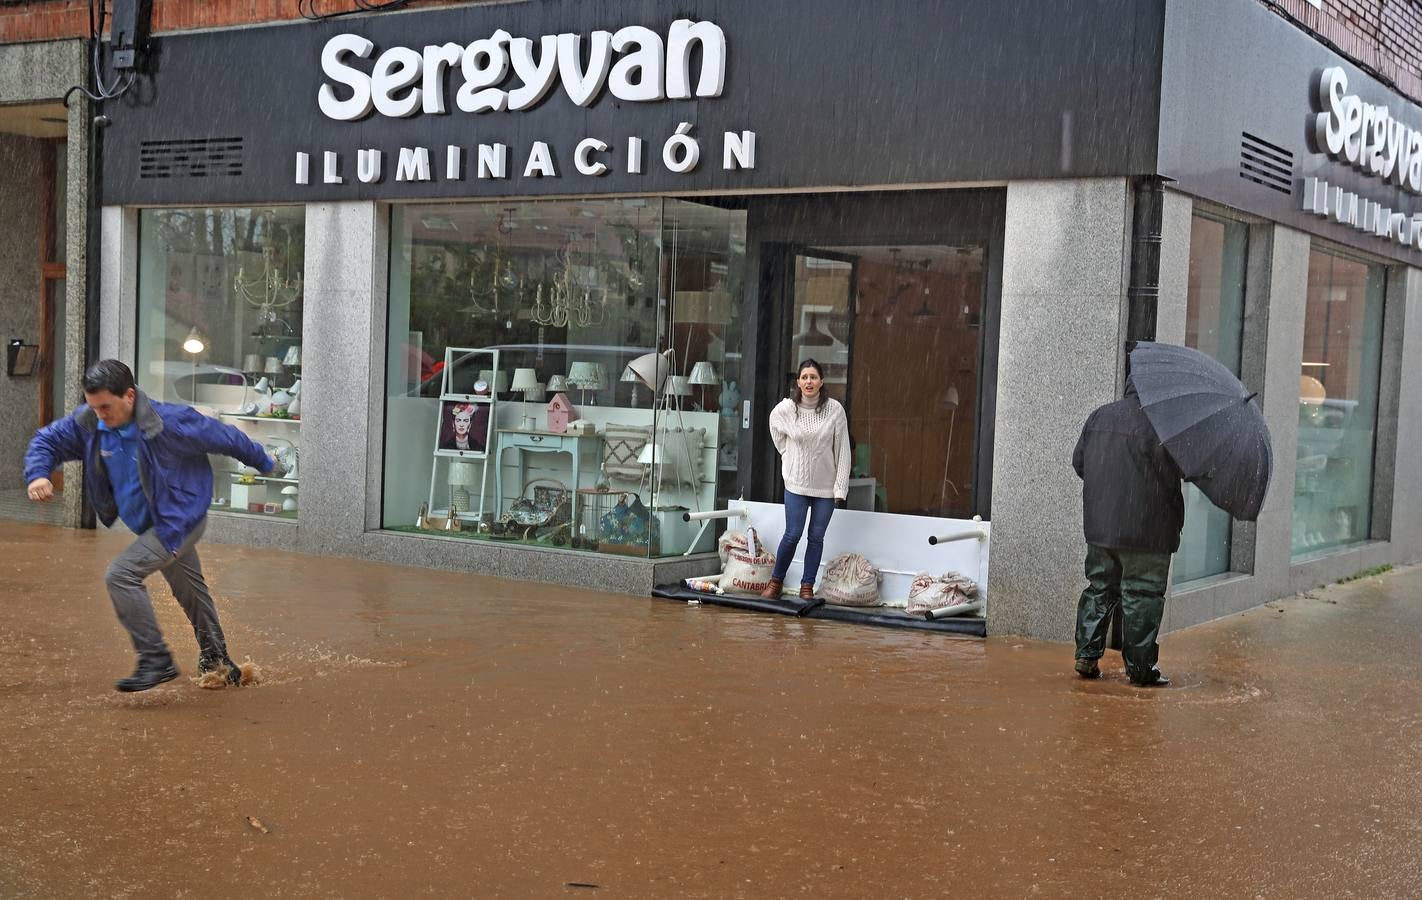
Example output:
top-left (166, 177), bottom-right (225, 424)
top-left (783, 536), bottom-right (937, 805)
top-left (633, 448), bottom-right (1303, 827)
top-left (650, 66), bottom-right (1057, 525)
top-left (820, 552), bottom-right (883, 607)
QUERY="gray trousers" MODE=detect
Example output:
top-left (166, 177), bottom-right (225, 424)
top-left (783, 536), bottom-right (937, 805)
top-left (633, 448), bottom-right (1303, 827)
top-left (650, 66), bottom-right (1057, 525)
top-left (104, 520), bottom-right (227, 666)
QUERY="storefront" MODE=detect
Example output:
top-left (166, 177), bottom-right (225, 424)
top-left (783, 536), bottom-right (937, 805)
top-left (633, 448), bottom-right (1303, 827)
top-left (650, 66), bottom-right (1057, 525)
top-left (88, 0), bottom-right (1422, 640)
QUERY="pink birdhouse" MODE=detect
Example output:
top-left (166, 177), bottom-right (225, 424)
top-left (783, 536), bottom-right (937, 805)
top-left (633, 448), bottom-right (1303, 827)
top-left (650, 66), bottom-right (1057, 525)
top-left (547, 393), bottom-right (577, 432)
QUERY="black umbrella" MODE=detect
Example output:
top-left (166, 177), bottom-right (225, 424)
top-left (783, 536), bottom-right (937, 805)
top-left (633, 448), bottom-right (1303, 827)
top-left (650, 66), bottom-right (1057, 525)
top-left (1128, 341), bottom-right (1273, 521)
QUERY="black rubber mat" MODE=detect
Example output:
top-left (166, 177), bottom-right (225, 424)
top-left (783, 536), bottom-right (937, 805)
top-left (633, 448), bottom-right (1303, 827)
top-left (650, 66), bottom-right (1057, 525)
top-left (651, 585), bottom-right (987, 636)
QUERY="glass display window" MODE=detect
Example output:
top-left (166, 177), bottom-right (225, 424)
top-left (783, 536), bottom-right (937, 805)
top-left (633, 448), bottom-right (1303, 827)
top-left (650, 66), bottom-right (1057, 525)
top-left (383, 198), bottom-right (746, 557)
top-left (1292, 246), bottom-right (1386, 557)
top-left (136, 206), bottom-right (306, 519)
top-left (1174, 212), bottom-right (1248, 585)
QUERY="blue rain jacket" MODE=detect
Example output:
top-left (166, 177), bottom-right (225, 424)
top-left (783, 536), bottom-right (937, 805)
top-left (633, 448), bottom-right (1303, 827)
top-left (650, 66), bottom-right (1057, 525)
top-left (24, 390), bottom-right (271, 555)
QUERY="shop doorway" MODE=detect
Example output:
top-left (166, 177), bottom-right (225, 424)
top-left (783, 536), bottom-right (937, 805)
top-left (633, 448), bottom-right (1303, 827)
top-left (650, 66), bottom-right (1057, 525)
top-left (783, 245), bottom-right (986, 518)
top-left (743, 190), bottom-right (1004, 521)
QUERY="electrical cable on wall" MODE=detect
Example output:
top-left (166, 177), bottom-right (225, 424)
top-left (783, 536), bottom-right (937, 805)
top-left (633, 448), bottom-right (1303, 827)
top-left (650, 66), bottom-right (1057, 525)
top-left (299, 0), bottom-right (412, 21)
top-left (63, 0), bottom-right (138, 107)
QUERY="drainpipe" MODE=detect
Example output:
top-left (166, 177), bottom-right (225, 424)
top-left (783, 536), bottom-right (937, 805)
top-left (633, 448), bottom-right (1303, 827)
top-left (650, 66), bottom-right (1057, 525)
top-left (80, 54), bottom-right (104, 530)
top-left (1109, 175), bottom-right (1166, 651)
top-left (1126, 175), bottom-right (1164, 347)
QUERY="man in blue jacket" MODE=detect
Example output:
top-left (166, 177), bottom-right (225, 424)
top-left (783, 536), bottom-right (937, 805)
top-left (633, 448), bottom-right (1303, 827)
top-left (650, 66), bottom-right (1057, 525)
top-left (25, 359), bottom-right (275, 693)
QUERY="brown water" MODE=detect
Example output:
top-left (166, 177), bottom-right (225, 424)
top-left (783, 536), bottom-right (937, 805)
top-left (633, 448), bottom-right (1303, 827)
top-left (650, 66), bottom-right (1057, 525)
top-left (1, 520), bottom-right (1419, 898)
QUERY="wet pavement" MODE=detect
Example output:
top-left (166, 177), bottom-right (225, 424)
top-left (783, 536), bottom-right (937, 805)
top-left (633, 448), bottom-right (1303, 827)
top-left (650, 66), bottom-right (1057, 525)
top-left (1, 518), bottom-right (1419, 898)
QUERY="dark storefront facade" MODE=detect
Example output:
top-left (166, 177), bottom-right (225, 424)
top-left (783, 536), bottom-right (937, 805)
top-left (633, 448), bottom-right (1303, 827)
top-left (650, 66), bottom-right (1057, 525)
top-left (81, 0), bottom-right (1422, 640)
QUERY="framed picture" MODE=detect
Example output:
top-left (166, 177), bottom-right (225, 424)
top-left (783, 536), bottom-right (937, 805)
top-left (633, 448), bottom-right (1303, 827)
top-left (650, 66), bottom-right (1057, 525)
top-left (437, 399), bottom-right (492, 455)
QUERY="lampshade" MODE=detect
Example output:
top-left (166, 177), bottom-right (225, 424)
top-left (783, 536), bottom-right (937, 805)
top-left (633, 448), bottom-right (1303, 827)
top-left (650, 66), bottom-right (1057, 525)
top-left (688, 361), bottom-right (719, 386)
top-left (567, 361), bottom-right (602, 389)
top-left (283, 344), bottom-right (302, 367)
top-left (1300, 374), bottom-right (1327, 406)
top-left (591, 363), bottom-right (608, 390)
top-left (546, 375), bottom-right (569, 392)
top-left (621, 365), bottom-right (641, 383)
top-left (944, 384), bottom-right (960, 410)
top-left (478, 369), bottom-right (510, 394)
top-left (280, 485), bottom-right (299, 496)
top-left (510, 367), bottom-right (540, 392)
top-left (447, 461), bottom-right (478, 486)
top-left (181, 327), bottom-right (206, 355)
top-left (637, 441), bottom-right (658, 465)
top-left (263, 356), bottom-right (284, 375)
top-left (526, 382), bottom-right (546, 402)
top-left (243, 354), bottom-right (263, 373)
top-left (668, 375), bottom-right (692, 397)
top-left (624, 349), bottom-right (673, 391)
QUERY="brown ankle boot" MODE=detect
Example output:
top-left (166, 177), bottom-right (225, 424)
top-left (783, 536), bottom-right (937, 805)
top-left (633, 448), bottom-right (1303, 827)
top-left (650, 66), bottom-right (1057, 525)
top-left (799, 583), bottom-right (815, 600)
top-left (760, 578), bottom-right (783, 599)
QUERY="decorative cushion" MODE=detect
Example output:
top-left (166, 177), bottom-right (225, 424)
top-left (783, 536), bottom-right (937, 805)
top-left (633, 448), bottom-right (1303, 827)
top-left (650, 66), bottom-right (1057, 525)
top-left (654, 426), bottom-right (707, 488)
top-left (602, 424), bottom-right (652, 483)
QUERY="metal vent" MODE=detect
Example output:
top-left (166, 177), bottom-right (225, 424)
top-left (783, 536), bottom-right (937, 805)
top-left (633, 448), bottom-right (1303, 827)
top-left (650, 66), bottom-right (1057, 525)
top-left (1239, 132), bottom-right (1293, 195)
top-left (139, 137), bottom-right (243, 179)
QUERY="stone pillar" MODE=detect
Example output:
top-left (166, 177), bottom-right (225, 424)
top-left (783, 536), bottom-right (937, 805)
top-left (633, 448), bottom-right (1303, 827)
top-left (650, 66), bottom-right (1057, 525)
top-left (986, 179), bottom-right (1131, 641)
top-left (296, 201), bottom-right (386, 557)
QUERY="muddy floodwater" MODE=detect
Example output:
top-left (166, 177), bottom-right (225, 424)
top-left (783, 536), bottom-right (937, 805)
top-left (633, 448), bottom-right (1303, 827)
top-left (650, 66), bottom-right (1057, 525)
top-left (1, 520), bottom-right (1420, 897)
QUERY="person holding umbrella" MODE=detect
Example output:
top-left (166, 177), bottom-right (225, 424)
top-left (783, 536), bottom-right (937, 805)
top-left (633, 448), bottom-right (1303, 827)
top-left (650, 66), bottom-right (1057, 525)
top-left (1072, 342), bottom-right (1273, 687)
top-left (1071, 377), bottom-right (1184, 686)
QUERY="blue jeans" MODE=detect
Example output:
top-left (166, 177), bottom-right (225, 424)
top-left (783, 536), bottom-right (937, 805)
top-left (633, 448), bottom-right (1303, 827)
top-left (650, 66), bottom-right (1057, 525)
top-left (771, 491), bottom-right (837, 586)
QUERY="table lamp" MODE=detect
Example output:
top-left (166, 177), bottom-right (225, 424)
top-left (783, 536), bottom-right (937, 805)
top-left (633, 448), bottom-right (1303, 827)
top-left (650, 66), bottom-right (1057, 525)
top-left (511, 367), bottom-right (540, 429)
top-left (478, 368), bottom-right (510, 398)
top-left (448, 460), bottom-right (477, 514)
top-left (688, 361), bottom-right (718, 410)
top-left (567, 361), bottom-right (602, 406)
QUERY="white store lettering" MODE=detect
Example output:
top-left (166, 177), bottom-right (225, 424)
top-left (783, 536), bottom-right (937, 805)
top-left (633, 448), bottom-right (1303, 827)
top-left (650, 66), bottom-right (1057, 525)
top-left (317, 20), bottom-right (726, 122)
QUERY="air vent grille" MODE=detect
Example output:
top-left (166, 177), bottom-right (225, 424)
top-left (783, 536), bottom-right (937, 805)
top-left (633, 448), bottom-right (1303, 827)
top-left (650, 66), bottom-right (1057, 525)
top-left (1239, 132), bottom-right (1293, 195)
top-left (139, 137), bottom-right (243, 179)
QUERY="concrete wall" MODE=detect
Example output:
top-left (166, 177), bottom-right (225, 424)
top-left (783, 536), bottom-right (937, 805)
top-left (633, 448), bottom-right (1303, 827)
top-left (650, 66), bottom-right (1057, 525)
top-left (0, 40), bottom-right (87, 526)
top-left (985, 179), bottom-right (1132, 641)
top-left (0, 133), bottom-right (42, 486)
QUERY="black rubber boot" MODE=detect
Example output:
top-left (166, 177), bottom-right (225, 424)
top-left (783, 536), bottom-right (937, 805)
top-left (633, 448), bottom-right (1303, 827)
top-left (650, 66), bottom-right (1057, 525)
top-left (198, 652), bottom-right (243, 685)
top-left (115, 659), bottom-right (180, 693)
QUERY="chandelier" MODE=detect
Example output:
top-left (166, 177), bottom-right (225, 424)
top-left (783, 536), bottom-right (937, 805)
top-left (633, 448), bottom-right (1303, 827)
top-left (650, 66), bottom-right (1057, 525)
top-left (234, 242), bottom-right (302, 338)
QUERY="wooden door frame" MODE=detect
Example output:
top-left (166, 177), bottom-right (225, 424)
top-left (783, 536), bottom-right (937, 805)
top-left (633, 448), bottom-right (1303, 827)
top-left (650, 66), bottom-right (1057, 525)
top-left (38, 138), bottom-right (66, 429)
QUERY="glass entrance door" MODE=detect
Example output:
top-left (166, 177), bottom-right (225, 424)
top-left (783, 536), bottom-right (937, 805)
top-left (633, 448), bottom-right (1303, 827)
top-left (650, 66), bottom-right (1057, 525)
top-left (783, 244), bottom-right (986, 518)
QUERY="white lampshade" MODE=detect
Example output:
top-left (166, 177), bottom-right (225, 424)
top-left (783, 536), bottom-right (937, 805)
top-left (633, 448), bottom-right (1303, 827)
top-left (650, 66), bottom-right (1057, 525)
top-left (478, 369), bottom-right (509, 394)
top-left (447, 461), bottom-right (478, 486)
top-left (288, 378), bottom-right (302, 396)
top-left (283, 344), bottom-right (302, 367)
top-left (944, 384), bottom-right (960, 409)
top-left (526, 382), bottom-right (546, 402)
top-left (668, 375), bottom-right (692, 397)
top-left (637, 441), bottom-right (657, 465)
top-left (591, 363), bottom-right (608, 390)
top-left (181, 327), bottom-right (206, 355)
top-left (280, 485), bottom-right (299, 496)
top-left (264, 356), bottom-right (284, 375)
top-left (243, 353), bottom-right (263, 373)
top-left (547, 375), bottom-right (569, 392)
top-left (253, 376), bottom-right (272, 394)
top-left (688, 361), bottom-right (718, 386)
top-left (621, 365), bottom-right (641, 383)
top-left (567, 361), bottom-right (601, 389)
top-left (510, 367), bottom-right (540, 392)
top-left (624, 349), bottom-right (673, 392)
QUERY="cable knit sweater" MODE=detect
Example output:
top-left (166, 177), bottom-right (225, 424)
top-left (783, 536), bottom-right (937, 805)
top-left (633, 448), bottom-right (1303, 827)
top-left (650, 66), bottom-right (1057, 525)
top-left (769, 397), bottom-right (851, 500)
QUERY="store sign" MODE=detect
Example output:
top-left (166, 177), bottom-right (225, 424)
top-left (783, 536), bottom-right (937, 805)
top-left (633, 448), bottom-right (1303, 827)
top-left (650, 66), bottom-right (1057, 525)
top-left (1305, 67), bottom-right (1422, 250)
top-left (299, 18), bottom-right (756, 187)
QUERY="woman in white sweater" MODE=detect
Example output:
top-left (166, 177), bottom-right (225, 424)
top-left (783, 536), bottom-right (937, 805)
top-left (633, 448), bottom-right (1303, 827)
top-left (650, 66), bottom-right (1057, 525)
top-left (762, 359), bottom-right (852, 600)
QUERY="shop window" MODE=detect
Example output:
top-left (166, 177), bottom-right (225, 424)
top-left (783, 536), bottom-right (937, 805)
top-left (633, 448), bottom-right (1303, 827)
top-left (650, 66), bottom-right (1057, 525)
top-left (383, 199), bottom-right (746, 558)
top-left (1293, 247), bottom-right (1386, 557)
top-left (136, 207), bottom-right (306, 520)
top-left (1174, 212), bottom-right (1247, 585)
